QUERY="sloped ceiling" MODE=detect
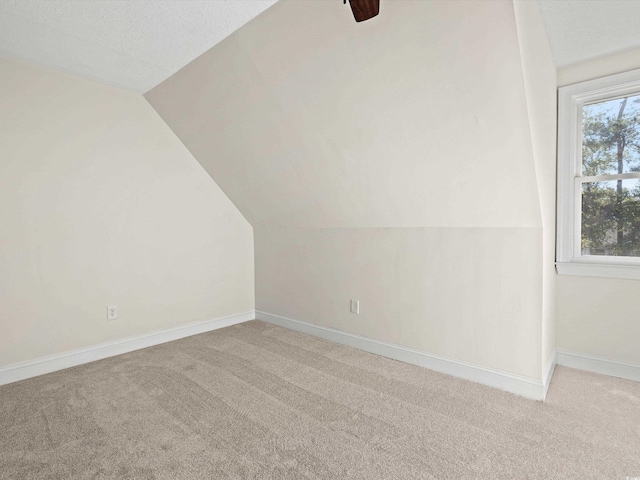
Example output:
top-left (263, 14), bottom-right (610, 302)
top-left (538, 0), bottom-right (640, 67)
top-left (146, 0), bottom-right (542, 229)
top-left (0, 0), bottom-right (278, 93)
top-left (3, 0), bottom-right (640, 94)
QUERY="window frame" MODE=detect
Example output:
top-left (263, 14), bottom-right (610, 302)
top-left (557, 68), bottom-right (640, 280)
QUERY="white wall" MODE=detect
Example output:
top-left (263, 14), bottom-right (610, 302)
top-left (513, 0), bottom-right (558, 377)
top-left (557, 276), bottom-right (640, 364)
top-left (0, 57), bottom-right (254, 368)
top-left (147, 0), bottom-right (549, 383)
top-left (556, 53), bottom-right (640, 365)
top-left (147, 0), bottom-right (542, 230)
top-left (256, 227), bottom-right (542, 378)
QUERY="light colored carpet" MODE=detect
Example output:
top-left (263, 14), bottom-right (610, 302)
top-left (1, 320), bottom-right (639, 479)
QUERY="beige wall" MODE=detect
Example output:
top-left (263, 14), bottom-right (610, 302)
top-left (0, 57), bottom-right (254, 367)
top-left (513, 0), bottom-right (557, 376)
top-left (557, 276), bottom-right (640, 364)
top-left (555, 52), bottom-right (640, 365)
top-left (147, 0), bottom-right (542, 230)
top-left (147, 0), bottom-right (549, 381)
top-left (256, 227), bottom-right (543, 378)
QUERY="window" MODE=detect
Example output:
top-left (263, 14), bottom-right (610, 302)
top-left (557, 69), bottom-right (640, 280)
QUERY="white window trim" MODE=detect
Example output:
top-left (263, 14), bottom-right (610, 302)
top-left (557, 68), bottom-right (640, 280)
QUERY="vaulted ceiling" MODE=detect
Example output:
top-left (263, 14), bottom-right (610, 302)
top-left (537, 0), bottom-right (640, 67)
top-left (0, 0), bottom-right (277, 93)
top-left (2, 0), bottom-right (640, 95)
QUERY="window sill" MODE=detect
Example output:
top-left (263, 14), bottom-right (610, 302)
top-left (556, 262), bottom-right (640, 281)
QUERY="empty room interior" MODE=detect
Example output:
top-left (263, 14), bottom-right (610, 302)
top-left (1, 0), bottom-right (640, 478)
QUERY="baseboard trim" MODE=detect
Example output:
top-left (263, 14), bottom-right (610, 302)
top-left (542, 352), bottom-right (557, 400)
top-left (0, 310), bottom-right (255, 387)
top-left (556, 349), bottom-right (640, 382)
top-left (256, 310), bottom-right (546, 401)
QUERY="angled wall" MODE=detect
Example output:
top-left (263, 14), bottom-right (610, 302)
top-left (147, 0), bottom-right (549, 391)
top-left (147, 0), bottom-right (541, 230)
top-left (513, 0), bottom-right (558, 383)
top-left (0, 57), bottom-right (254, 369)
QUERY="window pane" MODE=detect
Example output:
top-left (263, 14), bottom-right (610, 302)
top-left (581, 179), bottom-right (640, 256)
top-left (582, 94), bottom-right (640, 176)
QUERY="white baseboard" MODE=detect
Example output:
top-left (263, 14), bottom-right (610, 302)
top-left (543, 352), bottom-right (557, 400)
top-left (256, 310), bottom-right (547, 401)
top-left (0, 310), bottom-right (255, 387)
top-left (557, 349), bottom-right (640, 382)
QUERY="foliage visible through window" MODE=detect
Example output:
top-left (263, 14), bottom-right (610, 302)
top-left (581, 94), bottom-right (640, 257)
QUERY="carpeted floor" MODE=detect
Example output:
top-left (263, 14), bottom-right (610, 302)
top-left (0, 320), bottom-right (639, 479)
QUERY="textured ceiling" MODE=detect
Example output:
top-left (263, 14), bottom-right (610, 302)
top-left (538, 0), bottom-right (640, 67)
top-left (3, 0), bottom-right (639, 93)
top-left (0, 0), bottom-right (278, 93)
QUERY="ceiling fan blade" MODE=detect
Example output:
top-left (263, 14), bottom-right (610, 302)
top-left (348, 0), bottom-right (379, 22)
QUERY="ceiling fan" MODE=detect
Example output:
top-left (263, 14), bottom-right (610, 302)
top-left (345, 0), bottom-right (380, 22)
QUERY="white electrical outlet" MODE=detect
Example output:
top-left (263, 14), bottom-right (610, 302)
top-left (107, 305), bottom-right (118, 321)
top-left (350, 299), bottom-right (360, 314)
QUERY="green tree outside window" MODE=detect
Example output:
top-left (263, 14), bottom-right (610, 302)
top-left (581, 95), bottom-right (640, 257)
